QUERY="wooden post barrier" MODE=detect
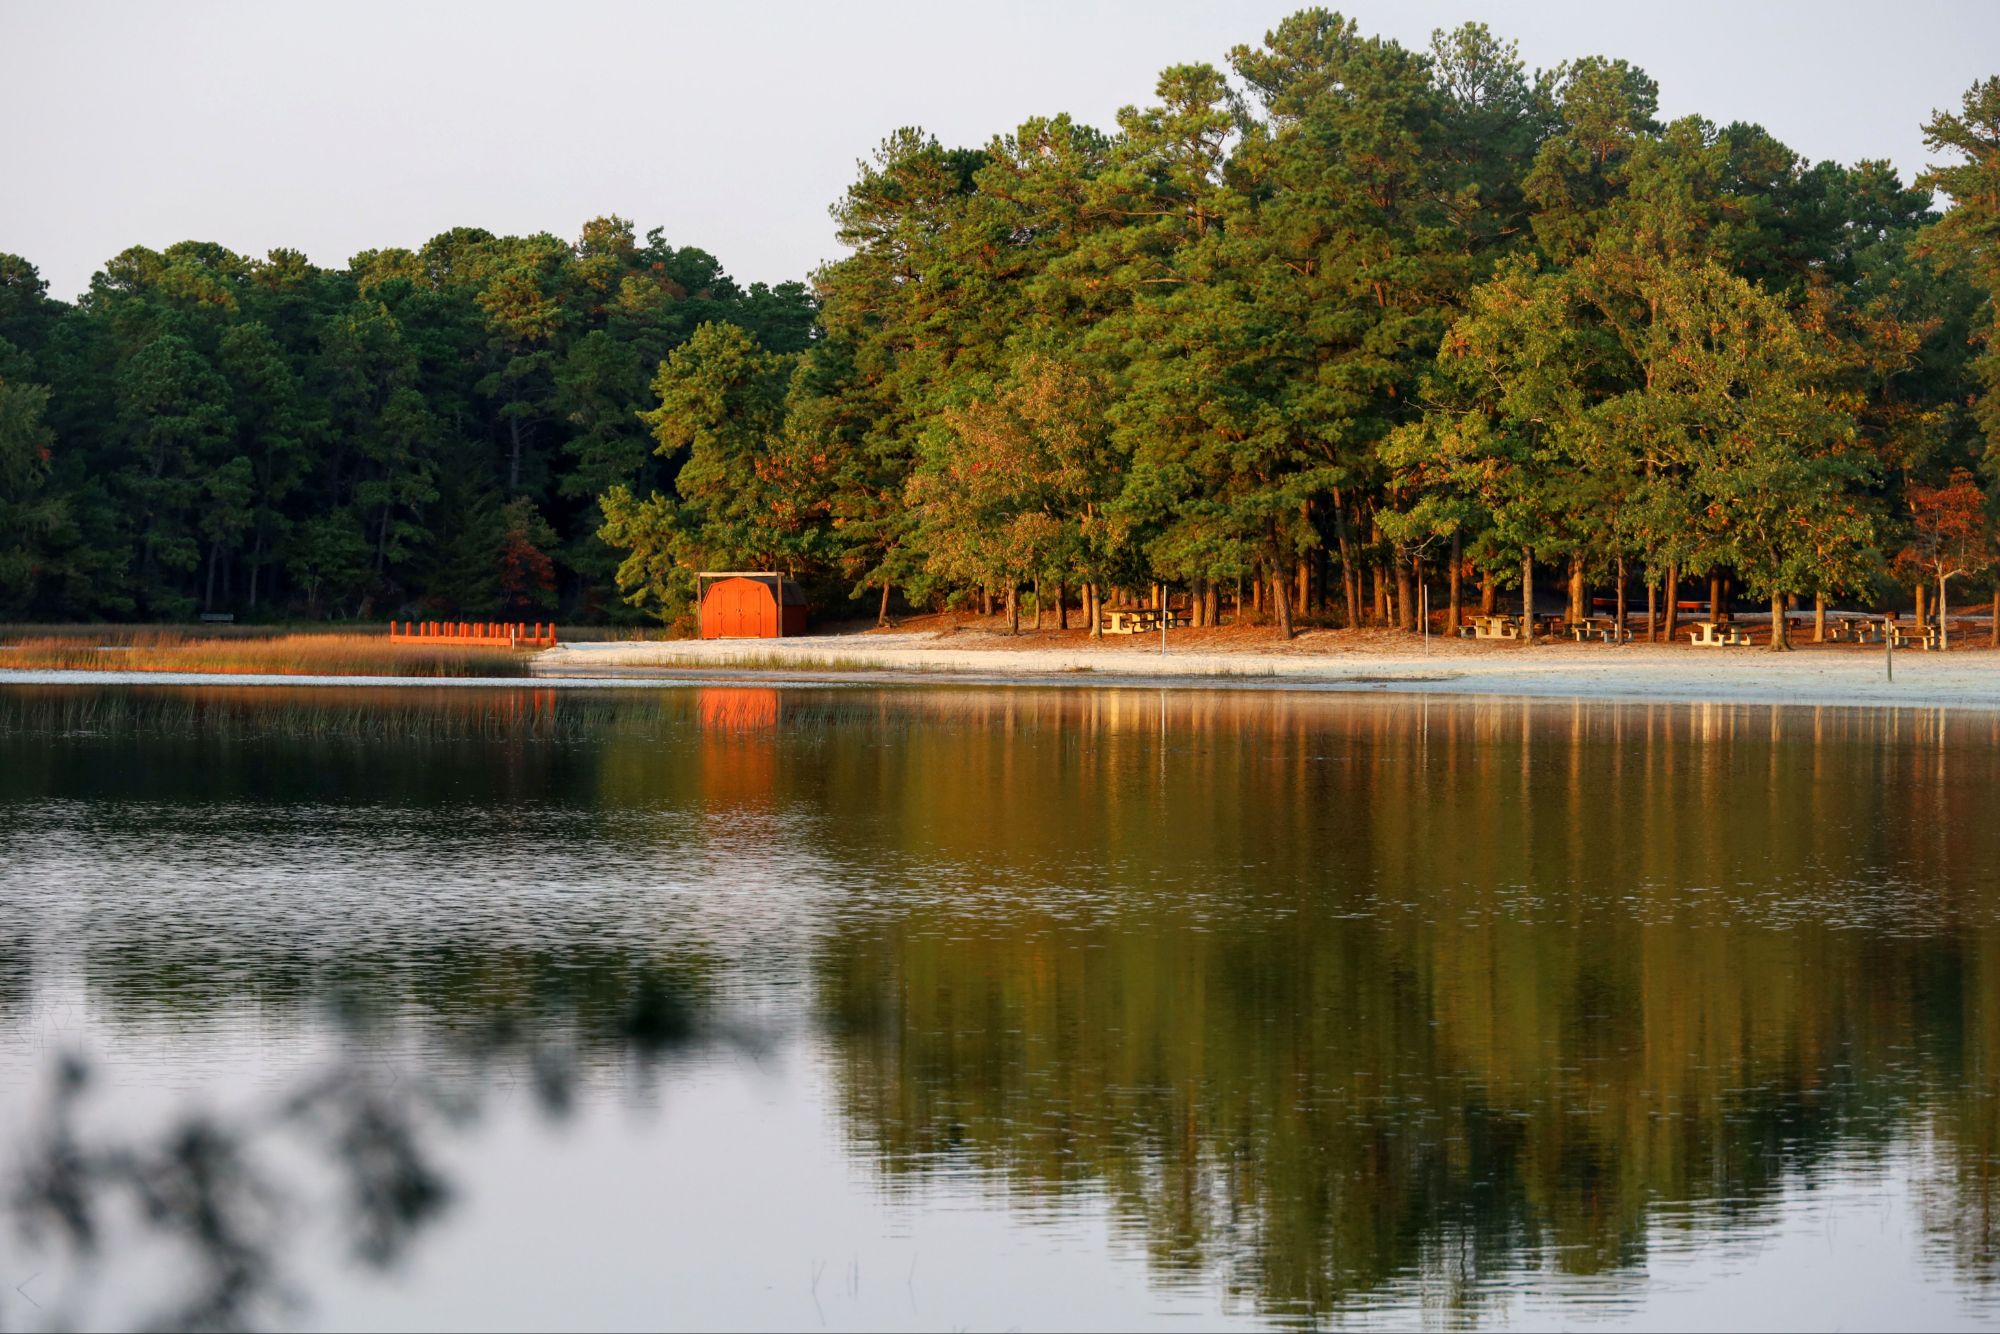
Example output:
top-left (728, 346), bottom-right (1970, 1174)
top-left (388, 620), bottom-right (558, 648)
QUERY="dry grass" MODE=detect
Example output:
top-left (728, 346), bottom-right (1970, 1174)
top-left (0, 631), bottom-right (532, 678)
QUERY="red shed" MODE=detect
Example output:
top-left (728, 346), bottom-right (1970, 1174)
top-left (697, 572), bottom-right (808, 639)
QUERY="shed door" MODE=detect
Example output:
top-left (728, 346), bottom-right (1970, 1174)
top-left (707, 579), bottom-right (778, 638)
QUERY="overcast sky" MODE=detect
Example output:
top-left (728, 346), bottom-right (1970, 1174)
top-left (7, 0), bottom-right (1997, 302)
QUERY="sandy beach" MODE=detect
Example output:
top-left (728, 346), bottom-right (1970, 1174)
top-left (534, 622), bottom-right (2000, 710)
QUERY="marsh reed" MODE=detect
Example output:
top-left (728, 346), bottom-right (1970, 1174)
top-left (0, 630), bottom-right (532, 677)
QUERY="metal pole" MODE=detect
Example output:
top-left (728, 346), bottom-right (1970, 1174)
top-left (1886, 620), bottom-right (1894, 683)
top-left (1161, 593), bottom-right (1168, 656)
top-left (1422, 585), bottom-right (1430, 653)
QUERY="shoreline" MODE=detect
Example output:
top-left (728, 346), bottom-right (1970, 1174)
top-left (530, 629), bottom-right (2000, 711)
top-left (0, 627), bottom-right (1995, 710)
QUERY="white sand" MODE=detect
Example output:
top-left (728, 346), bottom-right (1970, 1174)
top-left (535, 627), bottom-right (2000, 710)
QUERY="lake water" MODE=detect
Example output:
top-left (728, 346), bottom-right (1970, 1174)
top-left (2, 683), bottom-right (1999, 1330)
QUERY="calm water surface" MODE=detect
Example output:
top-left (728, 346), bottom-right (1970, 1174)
top-left (2, 684), bottom-right (1999, 1330)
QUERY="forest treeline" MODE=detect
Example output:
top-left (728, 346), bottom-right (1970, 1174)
top-left (0, 224), bottom-right (815, 620)
top-left (2, 10), bottom-right (1998, 633)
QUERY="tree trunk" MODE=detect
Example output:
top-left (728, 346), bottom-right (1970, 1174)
top-left (1771, 593), bottom-right (1790, 650)
top-left (1481, 570), bottom-right (1496, 616)
top-left (1297, 500), bottom-right (1313, 614)
top-left (1814, 594), bottom-right (1826, 644)
top-left (1614, 556), bottom-right (1627, 643)
top-left (248, 530), bottom-right (264, 611)
top-left (1940, 574), bottom-right (1950, 649)
top-left (1007, 585), bottom-right (1019, 635)
top-left (1521, 551), bottom-right (1536, 645)
top-left (1033, 578), bottom-right (1043, 631)
top-left (1333, 499), bottom-right (1358, 628)
top-left (1646, 573), bottom-right (1657, 642)
top-left (1367, 520), bottom-right (1383, 624)
top-left (1089, 583), bottom-right (1102, 638)
top-left (1916, 581), bottom-right (1928, 629)
top-left (1205, 583), bottom-right (1219, 628)
top-left (1709, 571), bottom-right (1724, 622)
top-left (1395, 559), bottom-right (1415, 633)
top-left (1568, 552), bottom-right (1585, 626)
top-left (1665, 562), bottom-right (1680, 640)
top-left (1447, 532), bottom-right (1463, 636)
top-left (1056, 582), bottom-right (1068, 631)
top-left (203, 539), bottom-right (222, 612)
top-left (878, 580), bottom-right (892, 628)
top-left (1272, 568), bottom-right (1294, 640)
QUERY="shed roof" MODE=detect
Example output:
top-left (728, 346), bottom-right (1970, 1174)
top-left (697, 571), bottom-right (805, 605)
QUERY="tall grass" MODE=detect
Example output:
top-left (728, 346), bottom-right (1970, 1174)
top-left (0, 632), bottom-right (531, 678)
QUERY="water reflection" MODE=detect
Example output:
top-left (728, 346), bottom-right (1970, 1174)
top-left (2, 685), bottom-right (2000, 1326)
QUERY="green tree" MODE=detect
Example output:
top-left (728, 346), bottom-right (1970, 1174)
top-left (0, 339), bottom-right (66, 612)
top-left (599, 322), bottom-right (827, 623)
top-left (907, 356), bottom-right (1108, 628)
top-left (1919, 78), bottom-right (2000, 466)
top-left (114, 333), bottom-right (234, 616)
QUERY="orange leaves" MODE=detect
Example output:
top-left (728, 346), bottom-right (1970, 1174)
top-left (1897, 467), bottom-right (1993, 583)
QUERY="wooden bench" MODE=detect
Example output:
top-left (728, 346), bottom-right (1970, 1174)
top-left (1688, 622), bottom-right (1752, 648)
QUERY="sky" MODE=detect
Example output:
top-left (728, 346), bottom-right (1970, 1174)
top-left (6, 0), bottom-right (1998, 303)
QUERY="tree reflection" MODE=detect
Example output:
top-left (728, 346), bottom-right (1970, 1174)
top-left (8, 945), bottom-right (713, 1331)
top-left (797, 693), bottom-right (2000, 1320)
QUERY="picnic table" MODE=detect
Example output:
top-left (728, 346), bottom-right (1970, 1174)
top-left (1852, 619), bottom-right (1897, 644)
top-left (1688, 621), bottom-right (1753, 648)
top-left (1465, 614), bottom-right (1520, 641)
top-left (1101, 606), bottom-right (1187, 635)
top-left (1839, 619), bottom-right (1937, 649)
top-left (1570, 616), bottom-right (1631, 644)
